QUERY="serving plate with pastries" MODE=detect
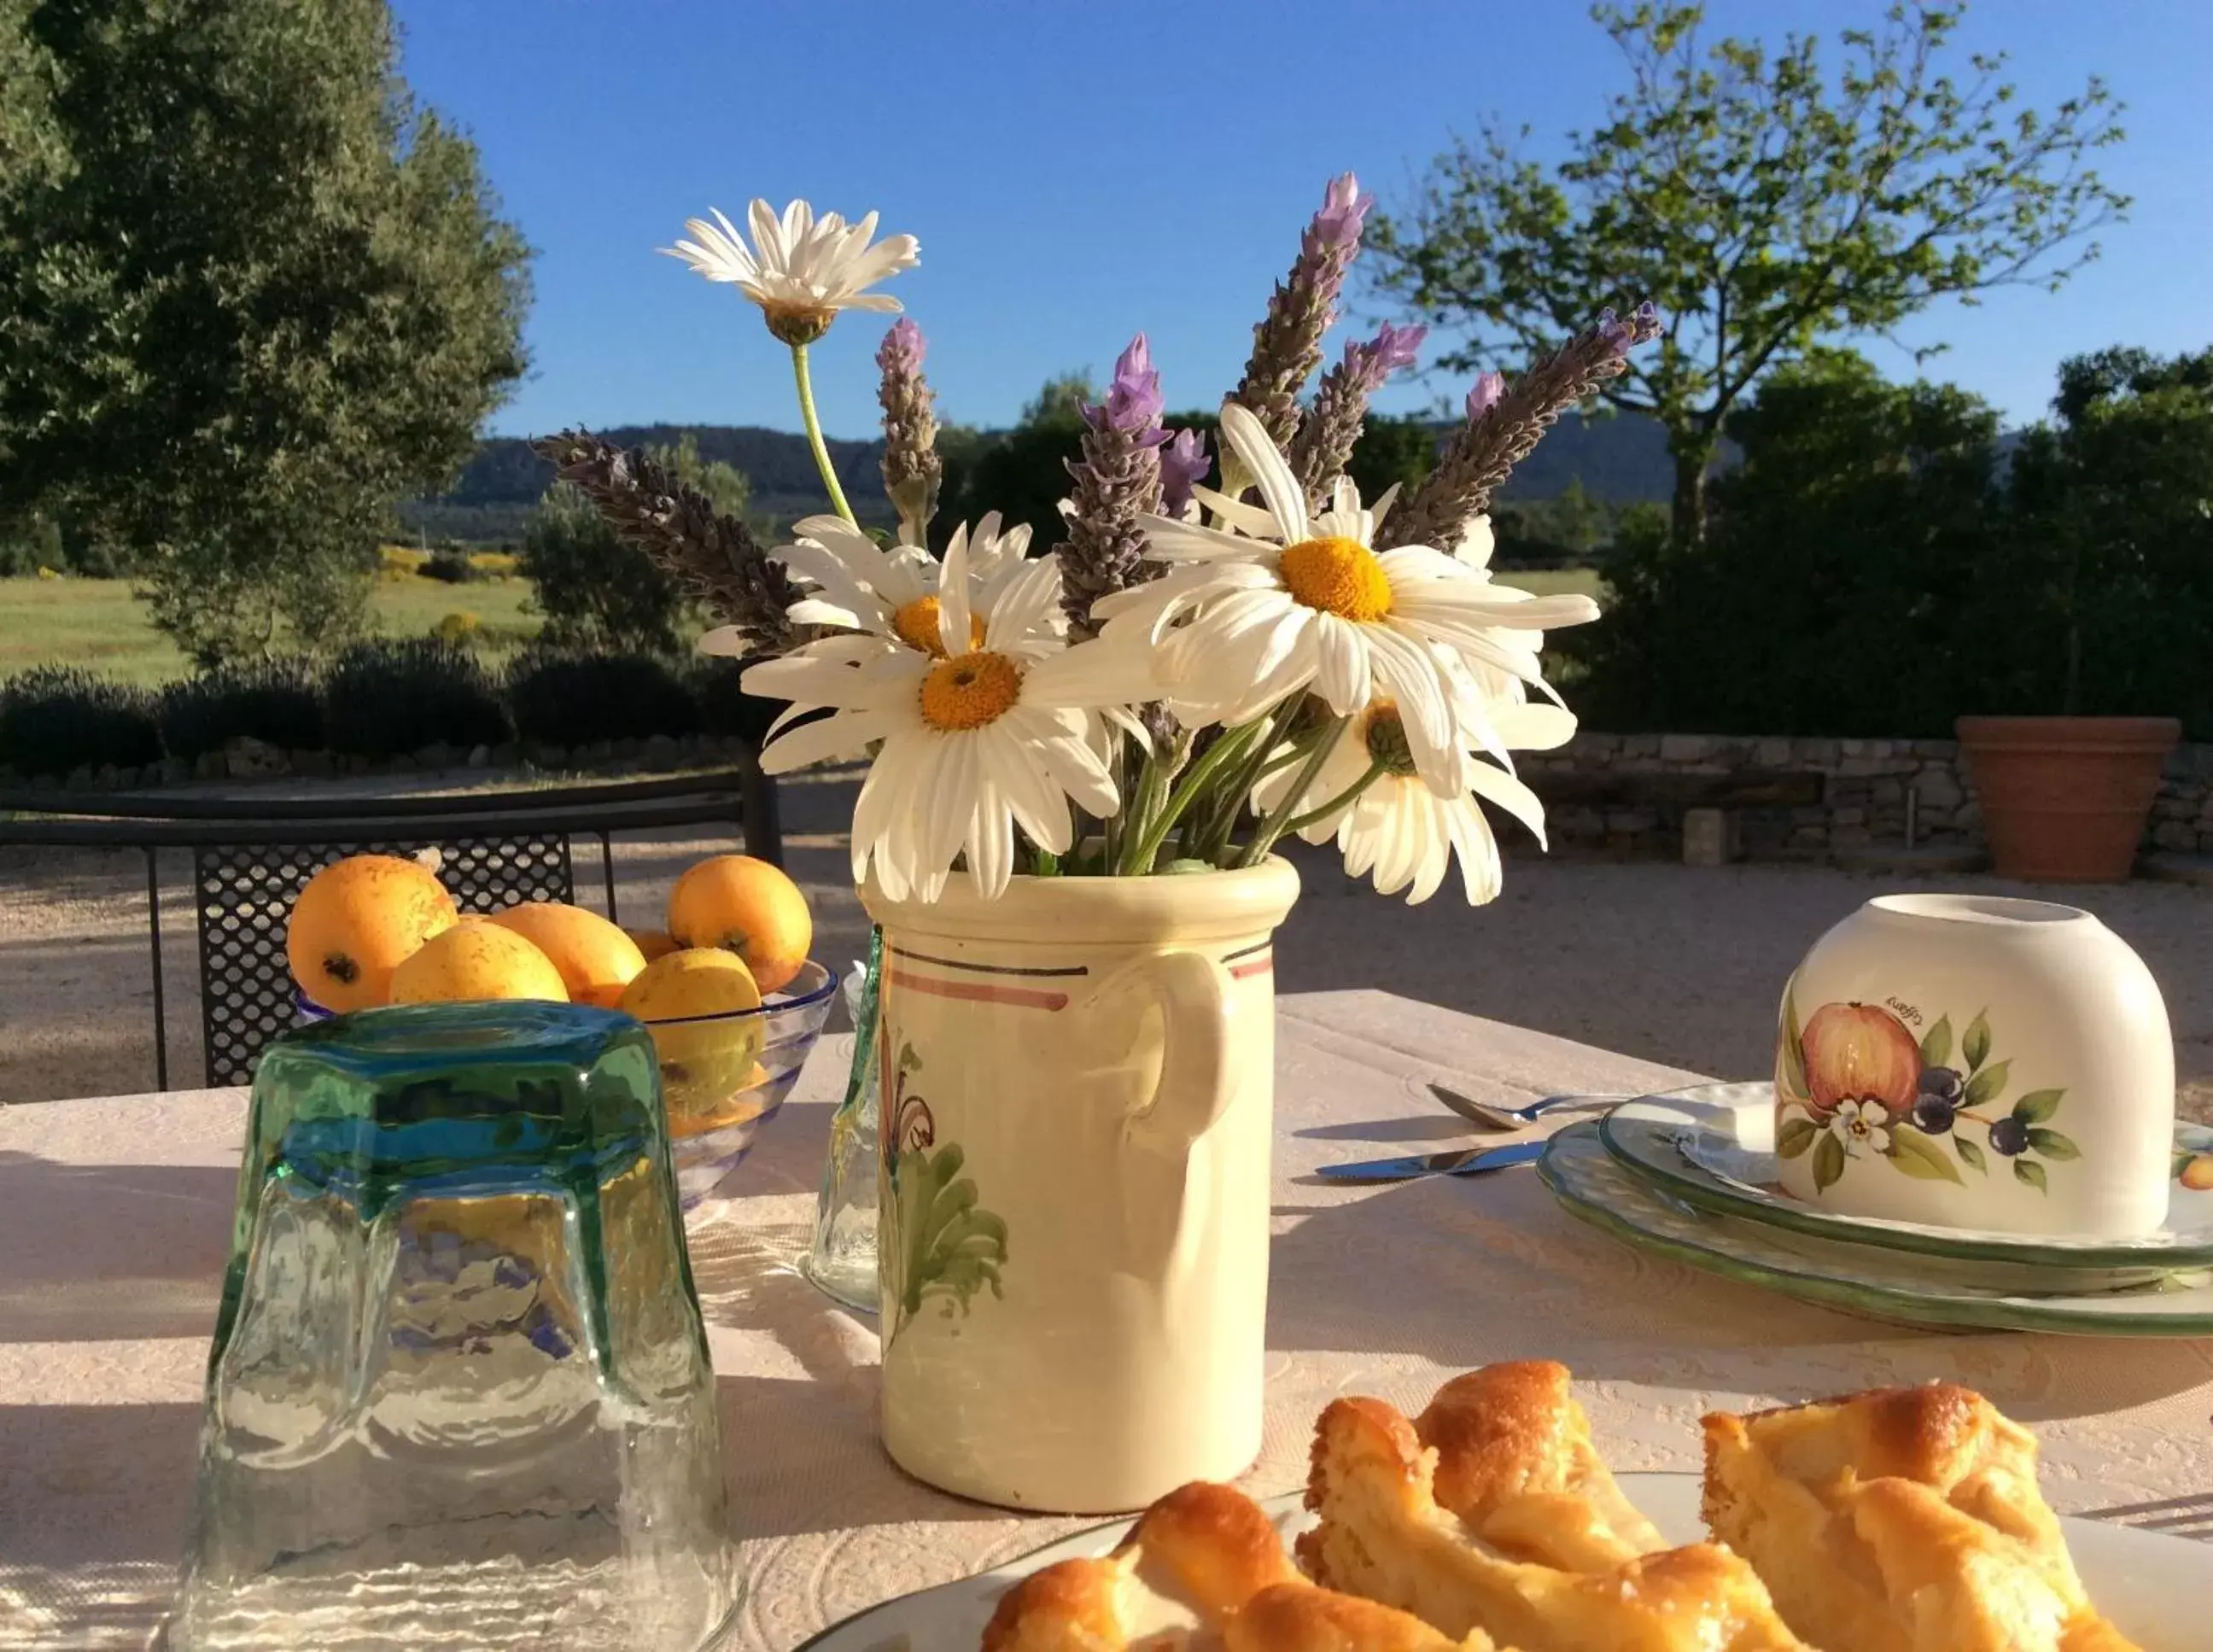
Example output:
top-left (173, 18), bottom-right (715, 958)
top-left (800, 1362), bottom-right (2206, 1650)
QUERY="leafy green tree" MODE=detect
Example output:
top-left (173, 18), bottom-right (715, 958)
top-left (521, 435), bottom-right (750, 654)
top-left (1370, 3), bottom-right (2126, 544)
top-left (1990, 347), bottom-right (2213, 730)
top-left (943, 377), bottom-right (1093, 552)
top-left (0, 0), bottom-right (531, 663)
top-left (1572, 349), bottom-right (2004, 734)
top-left (1346, 413), bottom-right (1438, 505)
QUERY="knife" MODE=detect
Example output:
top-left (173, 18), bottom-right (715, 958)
top-left (1315, 1136), bottom-right (1550, 1184)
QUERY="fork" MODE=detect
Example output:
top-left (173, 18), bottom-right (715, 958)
top-left (1427, 1083), bottom-right (1622, 1133)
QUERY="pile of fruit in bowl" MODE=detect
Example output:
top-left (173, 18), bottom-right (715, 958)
top-left (283, 850), bottom-right (837, 1205)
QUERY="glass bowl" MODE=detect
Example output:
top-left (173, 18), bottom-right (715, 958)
top-left (295, 960), bottom-right (838, 1209)
top-left (641, 959), bottom-right (838, 1208)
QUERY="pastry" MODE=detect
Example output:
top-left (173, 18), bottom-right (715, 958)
top-left (1702, 1382), bottom-right (2141, 1652)
top-left (1414, 1359), bottom-right (1667, 1570)
top-left (1301, 1389), bottom-right (1811, 1651)
top-left (981, 1479), bottom-right (1498, 1651)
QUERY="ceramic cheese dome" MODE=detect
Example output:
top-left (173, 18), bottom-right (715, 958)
top-left (1773, 894), bottom-right (2173, 1238)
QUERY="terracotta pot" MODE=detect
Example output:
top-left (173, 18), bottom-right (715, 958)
top-left (1954, 715), bottom-right (2180, 883)
top-left (861, 859), bottom-right (1299, 1513)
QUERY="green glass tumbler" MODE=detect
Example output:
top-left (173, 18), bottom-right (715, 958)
top-left (166, 1002), bottom-right (739, 1651)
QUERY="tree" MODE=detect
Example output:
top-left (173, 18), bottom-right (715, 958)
top-left (1571, 349), bottom-right (2005, 734)
top-left (0, 0), bottom-right (531, 662)
top-left (521, 435), bottom-right (750, 654)
top-left (1369, 3), bottom-right (2126, 544)
top-left (942, 377), bottom-right (1093, 552)
top-left (1992, 347), bottom-right (2213, 730)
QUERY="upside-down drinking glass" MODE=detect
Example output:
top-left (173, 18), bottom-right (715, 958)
top-left (165, 1002), bottom-right (739, 1651)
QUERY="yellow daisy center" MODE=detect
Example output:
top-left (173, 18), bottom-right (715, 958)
top-left (920, 651), bottom-right (1022, 731)
top-left (891, 594), bottom-right (985, 657)
top-left (1278, 535), bottom-right (1393, 623)
top-left (1362, 703), bottom-right (1420, 777)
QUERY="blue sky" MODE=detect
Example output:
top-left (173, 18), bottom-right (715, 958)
top-left (389, 1), bottom-right (2213, 443)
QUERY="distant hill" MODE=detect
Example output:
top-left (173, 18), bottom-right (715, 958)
top-left (398, 412), bottom-right (1689, 546)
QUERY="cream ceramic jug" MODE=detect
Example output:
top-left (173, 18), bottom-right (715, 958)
top-left (861, 858), bottom-right (1299, 1514)
top-left (1774, 893), bottom-right (2173, 1237)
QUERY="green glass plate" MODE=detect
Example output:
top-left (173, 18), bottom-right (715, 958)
top-left (1541, 1122), bottom-right (2213, 1336)
top-left (1600, 1083), bottom-right (2213, 1282)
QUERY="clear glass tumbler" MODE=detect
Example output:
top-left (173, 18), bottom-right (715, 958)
top-left (165, 1002), bottom-right (739, 1651)
top-left (802, 929), bottom-right (881, 1314)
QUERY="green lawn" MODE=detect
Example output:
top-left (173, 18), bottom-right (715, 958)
top-left (0, 573), bottom-right (542, 687)
top-left (0, 564), bottom-right (1604, 689)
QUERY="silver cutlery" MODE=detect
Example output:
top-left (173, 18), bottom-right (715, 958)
top-left (1316, 1137), bottom-right (1550, 1184)
top-left (1428, 1083), bottom-right (1620, 1132)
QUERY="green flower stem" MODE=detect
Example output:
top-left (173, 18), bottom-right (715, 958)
top-left (1205, 702), bottom-right (1309, 858)
top-left (1278, 756), bottom-right (1387, 840)
top-left (1119, 719), bottom-right (1264, 876)
top-left (791, 343), bottom-right (858, 529)
top-left (1241, 716), bottom-right (1349, 867)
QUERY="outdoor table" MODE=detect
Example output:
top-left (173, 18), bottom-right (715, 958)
top-left (3, 989), bottom-right (2209, 1649)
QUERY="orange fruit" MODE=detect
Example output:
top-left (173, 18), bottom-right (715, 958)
top-left (288, 854), bottom-right (459, 1011)
top-left (2182, 1153), bottom-right (2213, 1193)
top-left (626, 927), bottom-right (681, 963)
top-left (665, 855), bottom-right (811, 993)
top-left (488, 902), bottom-right (647, 1008)
top-left (619, 949), bottom-right (765, 1118)
top-left (388, 923), bottom-right (569, 1005)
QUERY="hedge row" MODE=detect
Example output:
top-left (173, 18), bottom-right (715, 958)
top-left (0, 642), bottom-right (777, 779)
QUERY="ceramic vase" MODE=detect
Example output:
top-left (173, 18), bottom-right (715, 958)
top-left (1774, 892), bottom-right (2173, 1237)
top-left (860, 859), bottom-right (1299, 1514)
top-left (1955, 715), bottom-right (2180, 883)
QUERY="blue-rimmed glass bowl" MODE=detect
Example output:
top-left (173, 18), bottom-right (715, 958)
top-left (642, 960), bottom-right (838, 1207)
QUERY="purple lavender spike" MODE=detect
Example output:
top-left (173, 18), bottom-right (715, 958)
top-left (1159, 429), bottom-right (1211, 517)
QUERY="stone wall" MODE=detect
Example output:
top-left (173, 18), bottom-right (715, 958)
top-left (1519, 733), bottom-right (2213, 864)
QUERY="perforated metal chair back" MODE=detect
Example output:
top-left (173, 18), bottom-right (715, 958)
top-left (193, 834), bottom-right (575, 1087)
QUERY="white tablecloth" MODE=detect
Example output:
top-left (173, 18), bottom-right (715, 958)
top-left (3, 989), bottom-right (2210, 1649)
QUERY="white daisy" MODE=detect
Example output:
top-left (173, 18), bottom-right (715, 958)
top-left (1252, 693), bottom-right (1568, 905)
top-left (663, 199), bottom-right (919, 345)
top-left (703, 513), bottom-right (1033, 662)
top-left (739, 540), bottom-right (1133, 902)
top-left (1099, 402), bottom-right (1600, 797)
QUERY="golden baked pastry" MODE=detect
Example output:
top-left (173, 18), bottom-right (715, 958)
top-left (1702, 1382), bottom-right (2141, 1652)
top-left (981, 1480), bottom-right (1498, 1651)
top-left (1300, 1391), bottom-right (1811, 1652)
top-left (1414, 1360), bottom-right (1667, 1570)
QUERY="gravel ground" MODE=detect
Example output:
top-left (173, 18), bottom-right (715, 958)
top-left (3, 771), bottom-right (2209, 1121)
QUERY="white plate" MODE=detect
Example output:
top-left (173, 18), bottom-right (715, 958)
top-left (793, 1473), bottom-right (2211, 1650)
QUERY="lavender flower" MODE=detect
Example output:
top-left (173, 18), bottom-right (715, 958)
top-left (1055, 334), bottom-right (1169, 637)
top-left (876, 318), bottom-right (942, 545)
top-left (1288, 321), bottom-right (1428, 500)
top-left (1230, 172), bottom-right (1376, 452)
top-left (1083, 332), bottom-right (1171, 443)
top-left (1159, 428), bottom-right (1211, 517)
top-left (1597, 301), bottom-right (1663, 354)
top-left (1380, 305), bottom-right (1661, 552)
top-left (532, 430), bottom-right (809, 657)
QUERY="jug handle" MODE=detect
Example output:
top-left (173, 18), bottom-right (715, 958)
top-left (1085, 950), bottom-right (1235, 1150)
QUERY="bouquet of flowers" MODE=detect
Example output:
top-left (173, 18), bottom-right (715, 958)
top-left (536, 178), bottom-right (1657, 906)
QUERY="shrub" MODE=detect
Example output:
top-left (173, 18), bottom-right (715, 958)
top-left (690, 657), bottom-right (781, 747)
top-left (159, 658), bottom-right (324, 761)
top-left (508, 651), bottom-right (702, 748)
top-left (433, 610), bottom-right (483, 645)
top-left (0, 667), bottom-right (163, 777)
top-left (420, 548), bottom-right (481, 584)
top-left (321, 639), bottom-right (509, 758)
